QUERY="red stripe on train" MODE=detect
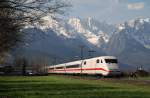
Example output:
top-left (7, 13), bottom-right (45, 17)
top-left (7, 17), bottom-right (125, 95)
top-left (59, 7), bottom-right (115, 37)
top-left (48, 68), bottom-right (111, 72)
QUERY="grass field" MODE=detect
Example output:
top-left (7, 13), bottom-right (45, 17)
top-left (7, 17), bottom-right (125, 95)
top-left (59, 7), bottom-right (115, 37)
top-left (0, 75), bottom-right (150, 98)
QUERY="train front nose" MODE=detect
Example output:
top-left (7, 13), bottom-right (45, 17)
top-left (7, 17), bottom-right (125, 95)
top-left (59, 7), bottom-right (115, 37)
top-left (106, 63), bottom-right (121, 76)
top-left (108, 69), bottom-right (121, 76)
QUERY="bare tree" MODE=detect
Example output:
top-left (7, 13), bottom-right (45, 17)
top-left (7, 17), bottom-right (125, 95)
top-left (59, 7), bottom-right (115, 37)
top-left (30, 56), bottom-right (49, 75)
top-left (0, 0), bottom-right (22, 54)
top-left (0, 0), bottom-right (69, 24)
top-left (0, 0), bottom-right (70, 62)
top-left (14, 56), bottom-right (28, 75)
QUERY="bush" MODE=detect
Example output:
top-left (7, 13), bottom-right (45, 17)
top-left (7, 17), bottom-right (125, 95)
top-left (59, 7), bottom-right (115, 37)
top-left (135, 70), bottom-right (149, 77)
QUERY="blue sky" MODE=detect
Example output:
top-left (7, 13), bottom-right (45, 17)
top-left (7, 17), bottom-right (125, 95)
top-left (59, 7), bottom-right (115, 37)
top-left (68, 0), bottom-right (150, 24)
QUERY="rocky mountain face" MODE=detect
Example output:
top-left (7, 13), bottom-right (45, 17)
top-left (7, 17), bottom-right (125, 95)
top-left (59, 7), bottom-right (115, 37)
top-left (14, 17), bottom-right (150, 70)
top-left (106, 18), bottom-right (150, 69)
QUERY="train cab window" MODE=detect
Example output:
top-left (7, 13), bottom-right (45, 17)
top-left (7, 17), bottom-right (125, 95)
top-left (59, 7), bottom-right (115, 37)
top-left (105, 59), bottom-right (118, 63)
top-left (84, 61), bottom-right (86, 65)
top-left (96, 59), bottom-right (99, 63)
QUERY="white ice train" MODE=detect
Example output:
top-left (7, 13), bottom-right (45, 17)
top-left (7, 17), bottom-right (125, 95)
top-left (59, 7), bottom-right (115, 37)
top-left (47, 56), bottom-right (121, 76)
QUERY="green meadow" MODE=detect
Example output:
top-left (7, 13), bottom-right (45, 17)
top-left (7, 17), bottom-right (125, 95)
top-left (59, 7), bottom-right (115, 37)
top-left (0, 76), bottom-right (150, 98)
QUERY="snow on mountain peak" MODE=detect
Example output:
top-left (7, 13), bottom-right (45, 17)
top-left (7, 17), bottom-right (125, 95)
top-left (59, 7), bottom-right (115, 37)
top-left (115, 17), bottom-right (150, 49)
top-left (128, 19), bottom-right (135, 27)
top-left (115, 23), bottom-right (126, 32)
top-left (88, 17), bottom-right (92, 27)
top-left (138, 18), bottom-right (150, 23)
top-left (34, 16), bottom-right (74, 39)
top-left (118, 24), bottom-right (125, 31)
top-left (116, 18), bottom-right (150, 30)
top-left (68, 18), bottom-right (99, 45)
top-left (68, 18), bottom-right (86, 33)
top-left (68, 17), bottom-right (111, 46)
top-left (144, 18), bottom-right (150, 22)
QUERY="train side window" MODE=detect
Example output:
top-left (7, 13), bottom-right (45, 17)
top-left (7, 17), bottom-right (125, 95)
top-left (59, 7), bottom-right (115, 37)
top-left (101, 60), bottom-right (103, 63)
top-left (49, 68), bottom-right (54, 70)
top-left (66, 64), bottom-right (80, 68)
top-left (96, 59), bottom-right (99, 63)
top-left (56, 67), bottom-right (63, 69)
top-left (84, 61), bottom-right (86, 65)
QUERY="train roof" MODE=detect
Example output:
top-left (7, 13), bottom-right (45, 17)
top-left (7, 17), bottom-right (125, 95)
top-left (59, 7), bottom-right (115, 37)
top-left (48, 56), bottom-right (117, 68)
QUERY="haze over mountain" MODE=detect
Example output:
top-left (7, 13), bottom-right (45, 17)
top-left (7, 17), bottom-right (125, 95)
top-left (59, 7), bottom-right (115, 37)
top-left (14, 17), bottom-right (150, 70)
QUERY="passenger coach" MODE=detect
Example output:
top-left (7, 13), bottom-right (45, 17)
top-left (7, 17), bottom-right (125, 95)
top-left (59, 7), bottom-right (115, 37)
top-left (47, 56), bottom-right (121, 76)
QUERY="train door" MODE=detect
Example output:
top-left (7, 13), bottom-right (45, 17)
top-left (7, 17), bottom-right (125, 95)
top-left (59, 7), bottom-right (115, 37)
top-left (95, 59), bottom-right (100, 74)
top-left (95, 58), bottom-right (104, 75)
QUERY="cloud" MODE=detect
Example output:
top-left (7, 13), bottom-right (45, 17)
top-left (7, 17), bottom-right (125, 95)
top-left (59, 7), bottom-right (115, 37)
top-left (127, 2), bottom-right (144, 10)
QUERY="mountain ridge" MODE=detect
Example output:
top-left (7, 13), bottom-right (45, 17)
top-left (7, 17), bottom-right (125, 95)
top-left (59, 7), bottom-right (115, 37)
top-left (13, 17), bottom-right (150, 70)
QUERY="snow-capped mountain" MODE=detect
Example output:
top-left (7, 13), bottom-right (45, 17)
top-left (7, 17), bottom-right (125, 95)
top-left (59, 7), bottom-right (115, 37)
top-left (115, 18), bottom-right (150, 49)
top-left (106, 18), bottom-right (150, 69)
top-left (14, 17), bottom-right (150, 70)
top-left (37, 17), bottom-right (115, 47)
top-left (68, 17), bottom-right (115, 47)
